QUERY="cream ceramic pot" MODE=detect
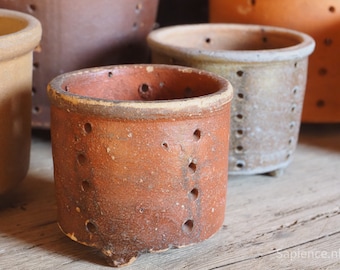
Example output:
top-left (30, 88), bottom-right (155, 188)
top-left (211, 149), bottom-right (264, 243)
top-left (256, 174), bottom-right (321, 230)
top-left (0, 9), bottom-right (42, 195)
top-left (147, 23), bottom-right (315, 175)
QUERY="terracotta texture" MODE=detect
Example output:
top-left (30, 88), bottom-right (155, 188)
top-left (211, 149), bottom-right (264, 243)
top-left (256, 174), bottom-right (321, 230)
top-left (0, 0), bottom-right (159, 128)
top-left (47, 64), bottom-right (233, 267)
top-left (147, 23), bottom-right (315, 175)
top-left (209, 0), bottom-right (340, 123)
top-left (0, 9), bottom-right (42, 195)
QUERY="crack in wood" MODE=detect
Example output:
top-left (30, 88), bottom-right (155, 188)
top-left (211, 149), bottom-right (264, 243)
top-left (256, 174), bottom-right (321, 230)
top-left (257, 207), bottom-right (340, 238)
top-left (209, 230), bottom-right (340, 269)
top-left (273, 196), bottom-right (340, 218)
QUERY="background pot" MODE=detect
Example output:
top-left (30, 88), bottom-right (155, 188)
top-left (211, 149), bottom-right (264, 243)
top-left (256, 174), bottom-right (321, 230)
top-left (209, 0), bottom-right (340, 123)
top-left (0, 0), bottom-right (159, 128)
top-left (47, 64), bottom-right (233, 267)
top-left (0, 9), bottom-right (42, 195)
top-left (147, 23), bottom-right (315, 175)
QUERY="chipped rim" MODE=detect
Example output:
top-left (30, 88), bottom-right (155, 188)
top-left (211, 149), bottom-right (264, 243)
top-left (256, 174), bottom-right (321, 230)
top-left (47, 64), bottom-right (233, 120)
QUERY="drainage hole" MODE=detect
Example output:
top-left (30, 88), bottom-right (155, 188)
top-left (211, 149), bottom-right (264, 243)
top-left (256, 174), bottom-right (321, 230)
top-left (84, 122), bottom-right (92, 134)
top-left (236, 145), bottom-right (244, 153)
top-left (27, 4), bottom-right (36, 12)
top-left (81, 180), bottom-right (90, 192)
top-left (182, 219), bottom-right (194, 233)
top-left (289, 122), bottom-right (296, 130)
top-left (324, 38), bottom-right (333, 46)
top-left (262, 36), bottom-right (268, 43)
top-left (193, 129), bottom-right (201, 140)
top-left (236, 114), bottom-right (244, 120)
top-left (133, 22), bottom-right (138, 30)
top-left (294, 62), bottom-right (298, 68)
top-left (32, 87), bottom-right (37, 96)
top-left (237, 93), bottom-right (244, 99)
top-left (85, 220), bottom-right (97, 233)
top-left (32, 106), bottom-right (41, 114)
top-left (236, 129), bottom-right (244, 137)
top-left (236, 160), bottom-right (245, 169)
top-left (292, 87), bottom-right (298, 95)
top-left (316, 99), bottom-right (325, 108)
top-left (108, 71), bottom-right (113, 78)
top-left (33, 62), bottom-right (39, 70)
top-left (162, 142), bottom-right (169, 150)
top-left (189, 188), bottom-right (199, 200)
top-left (77, 153), bottom-right (87, 165)
top-left (205, 37), bottom-right (211, 44)
top-left (140, 83), bottom-right (150, 93)
top-left (138, 83), bottom-right (152, 99)
top-left (288, 138), bottom-right (294, 146)
top-left (236, 70), bottom-right (244, 77)
top-left (319, 68), bottom-right (328, 76)
top-left (329, 6), bottom-right (336, 12)
top-left (189, 161), bottom-right (197, 173)
top-left (291, 104), bottom-right (297, 113)
top-left (64, 85), bottom-right (69, 92)
top-left (286, 153), bottom-right (291, 160)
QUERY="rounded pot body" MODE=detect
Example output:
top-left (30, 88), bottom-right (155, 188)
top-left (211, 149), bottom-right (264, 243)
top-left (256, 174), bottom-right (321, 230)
top-left (147, 23), bottom-right (315, 175)
top-left (0, 0), bottom-right (159, 128)
top-left (0, 9), bottom-right (42, 195)
top-left (47, 64), bottom-right (233, 267)
top-left (209, 0), bottom-right (340, 123)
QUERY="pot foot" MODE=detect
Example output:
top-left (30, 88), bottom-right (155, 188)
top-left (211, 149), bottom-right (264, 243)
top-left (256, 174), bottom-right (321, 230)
top-left (267, 168), bottom-right (284, 177)
top-left (102, 249), bottom-right (138, 268)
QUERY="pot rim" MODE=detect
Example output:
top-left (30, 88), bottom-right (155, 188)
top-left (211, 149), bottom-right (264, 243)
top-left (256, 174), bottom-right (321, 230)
top-left (47, 64), bottom-right (233, 120)
top-left (147, 23), bottom-right (315, 63)
top-left (0, 8), bottom-right (42, 61)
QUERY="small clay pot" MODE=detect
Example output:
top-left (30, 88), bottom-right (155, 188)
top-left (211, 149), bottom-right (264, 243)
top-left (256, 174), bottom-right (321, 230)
top-left (209, 0), bottom-right (340, 123)
top-left (47, 64), bottom-right (233, 267)
top-left (0, 9), bottom-right (42, 195)
top-left (0, 0), bottom-right (159, 128)
top-left (147, 23), bottom-right (315, 175)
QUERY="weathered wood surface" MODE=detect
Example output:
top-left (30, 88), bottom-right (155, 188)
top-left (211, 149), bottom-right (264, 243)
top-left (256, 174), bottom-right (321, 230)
top-left (0, 124), bottom-right (339, 270)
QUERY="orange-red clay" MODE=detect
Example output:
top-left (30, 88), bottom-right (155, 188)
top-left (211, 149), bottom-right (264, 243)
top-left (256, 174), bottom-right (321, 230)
top-left (47, 64), bottom-right (233, 267)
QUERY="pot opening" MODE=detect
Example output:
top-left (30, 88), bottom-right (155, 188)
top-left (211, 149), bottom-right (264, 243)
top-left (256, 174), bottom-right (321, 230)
top-left (60, 66), bottom-right (224, 102)
top-left (0, 17), bottom-right (28, 35)
top-left (154, 25), bottom-right (304, 51)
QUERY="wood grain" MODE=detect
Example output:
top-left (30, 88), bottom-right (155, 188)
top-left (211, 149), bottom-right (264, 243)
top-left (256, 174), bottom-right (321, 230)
top-left (0, 124), bottom-right (339, 270)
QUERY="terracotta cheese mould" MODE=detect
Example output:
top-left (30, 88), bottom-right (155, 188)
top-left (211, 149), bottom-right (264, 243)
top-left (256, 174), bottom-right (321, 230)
top-left (209, 0), bottom-right (340, 123)
top-left (0, 0), bottom-right (159, 128)
top-left (147, 23), bottom-right (315, 175)
top-left (47, 64), bottom-right (233, 267)
top-left (0, 9), bottom-right (42, 195)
